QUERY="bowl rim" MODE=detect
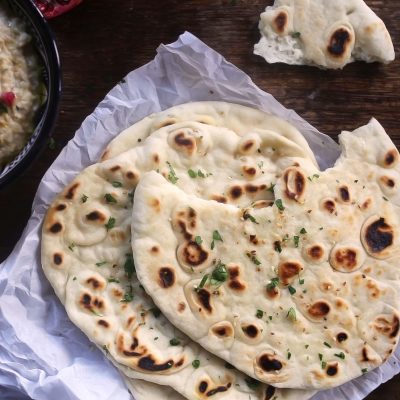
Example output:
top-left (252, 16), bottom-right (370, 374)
top-left (0, 0), bottom-right (62, 189)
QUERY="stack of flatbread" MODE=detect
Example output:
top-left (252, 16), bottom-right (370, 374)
top-left (41, 102), bottom-right (400, 399)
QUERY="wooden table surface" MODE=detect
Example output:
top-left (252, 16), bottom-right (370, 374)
top-left (1, 0), bottom-right (399, 398)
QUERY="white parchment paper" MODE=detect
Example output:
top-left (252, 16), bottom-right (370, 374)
top-left (0, 32), bottom-right (398, 400)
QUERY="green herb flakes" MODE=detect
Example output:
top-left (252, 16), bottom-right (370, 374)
top-left (95, 261), bottom-right (107, 267)
top-left (246, 251), bottom-right (261, 266)
top-left (324, 342), bottom-right (332, 348)
top-left (124, 253), bottom-right (135, 279)
top-left (275, 199), bottom-right (285, 211)
top-left (188, 169), bottom-right (197, 178)
top-left (321, 361), bottom-right (327, 369)
top-left (291, 31), bottom-right (301, 38)
top-left (293, 235), bottom-right (300, 248)
top-left (211, 262), bottom-right (228, 283)
top-left (287, 350), bottom-right (292, 360)
top-left (300, 228), bottom-right (307, 234)
top-left (192, 359), bottom-right (200, 369)
top-left (81, 194), bottom-right (88, 203)
top-left (121, 292), bottom-right (134, 303)
top-left (244, 212), bottom-right (259, 224)
top-left (166, 161), bottom-right (178, 184)
top-left (267, 277), bottom-right (280, 291)
top-left (308, 174), bottom-right (320, 182)
top-left (105, 217), bottom-right (116, 231)
top-left (267, 183), bottom-right (275, 193)
top-left (288, 285), bottom-right (296, 295)
top-left (274, 241), bottom-right (282, 253)
top-left (335, 352), bottom-right (345, 359)
top-left (286, 307), bottom-right (296, 322)
top-left (256, 309), bottom-right (264, 319)
top-left (107, 277), bottom-right (119, 283)
top-left (361, 368), bottom-right (368, 374)
top-left (169, 338), bottom-right (181, 346)
top-left (68, 243), bottom-right (75, 252)
top-left (112, 181), bottom-right (123, 188)
top-left (195, 235), bottom-right (203, 245)
top-left (197, 274), bottom-right (209, 291)
top-left (104, 193), bottom-right (117, 203)
top-left (211, 230), bottom-right (223, 249)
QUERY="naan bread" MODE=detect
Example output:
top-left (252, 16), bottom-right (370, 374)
top-left (132, 119), bottom-right (400, 390)
top-left (254, 0), bottom-right (395, 69)
top-left (124, 378), bottom-right (186, 400)
top-left (101, 101), bottom-right (317, 165)
top-left (41, 119), bottom-right (317, 399)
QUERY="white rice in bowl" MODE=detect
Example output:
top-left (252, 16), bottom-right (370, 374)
top-left (0, 5), bottom-right (42, 168)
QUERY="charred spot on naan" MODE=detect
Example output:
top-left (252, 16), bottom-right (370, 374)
top-left (325, 362), bottom-right (339, 377)
top-left (228, 185), bottom-right (243, 200)
top-left (361, 215), bottom-right (395, 259)
top-left (327, 27), bottom-right (353, 60)
top-left (117, 334), bottom-right (144, 358)
top-left (307, 300), bottom-right (331, 320)
top-left (278, 260), bottom-right (303, 286)
top-left (336, 331), bottom-right (348, 343)
top-left (55, 203), bottom-right (67, 211)
top-left (256, 353), bottom-right (284, 373)
top-left (172, 206), bottom-right (197, 238)
top-left (372, 313), bottom-right (400, 339)
top-left (125, 170), bottom-right (139, 183)
top-left (283, 167), bottom-right (307, 203)
top-left (242, 165), bottom-right (258, 180)
top-left (53, 252), bottom-right (63, 266)
top-left (241, 323), bottom-right (260, 339)
top-left (227, 265), bottom-right (247, 292)
top-left (158, 267), bottom-right (176, 288)
top-left (303, 244), bottom-right (326, 264)
top-left (85, 210), bottom-right (107, 223)
top-left (210, 321), bottom-right (234, 338)
top-left (79, 292), bottom-right (105, 314)
top-left (321, 198), bottom-right (337, 214)
top-left (177, 240), bottom-right (210, 272)
top-left (196, 288), bottom-right (213, 314)
top-left (196, 377), bottom-right (233, 397)
top-left (379, 176), bottom-right (396, 189)
top-left (210, 194), bottom-right (227, 204)
top-left (380, 149), bottom-right (399, 168)
top-left (252, 199), bottom-right (274, 209)
top-left (266, 285), bottom-right (280, 299)
top-left (170, 130), bottom-right (197, 156)
top-left (48, 221), bottom-right (63, 234)
top-left (97, 319), bottom-right (110, 328)
top-left (337, 185), bottom-right (351, 203)
top-left (329, 244), bottom-right (365, 273)
top-left (64, 182), bottom-right (80, 200)
top-left (272, 10), bottom-right (289, 34)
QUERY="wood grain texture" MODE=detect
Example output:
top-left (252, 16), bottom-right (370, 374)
top-left (0, 0), bottom-right (399, 397)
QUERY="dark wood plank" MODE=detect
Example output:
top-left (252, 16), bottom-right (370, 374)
top-left (0, 0), bottom-right (399, 397)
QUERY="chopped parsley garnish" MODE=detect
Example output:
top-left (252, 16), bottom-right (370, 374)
top-left (299, 278), bottom-right (305, 285)
top-left (124, 253), bottom-right (135, 279)
top-left (300, 228), bottom-right (307, 234)
top-left (188, 169), bottom-right (197, 178)
top-left (197, 274), bottom-right (209, 291)
top-left (335, 352), bottom-right (345, 359)
top-left (256, 309), bottom-right (264, 319)
top-left (246, 251), bottom-right (261, 266)
top-left (383, 196), bottom-right (389, 201)
top-left (166, 161), bottom-right (178, 184)
top-left (197, 169), bottom-right (206, 178)
top-left (324, 342), bottom-right (332, 348)
top-left (308, 174), bottom-right (320, 182)
top-left (211, 230), bottom-right (223, 249)
top-left (192, 359), bottom-right (200, 369)
top-left (267, 183), bottom-right (275, 193)
top-left (258, 161), bottom-right (264, 169)
top-left (318, 353), bottom-right (323, 361)
top-left (73, 276), bottom-right (77, 281)
top-left (121, 292), bottom-right (134, 303)
top-left (287, 350), bottom-right (292, 360)
top-left (305, 344), bottom-right (309, 349)
top-left (321, 361), bottom-right (327, 369)
top-left (68, 243), bottom-right (75, 251)
top-left (267, 277), bottom-right (280, 291)
top-left (150, 307), bottom-right (161, 318)
top-left (286, 307), bottom-right (296, 322)
top-left (107, 277), bottom-right (119, 283)
top-left (90, 309), bottom-right (103, 317)
top-left (95, 261), bottom-right (107, 267)
top-left (362, 368), bottom-right (368, 374)
top-left (291, 31), bottom-right (301, 38)
top-left (195, 235), bottom-right (203, 245)
top-left (81, 194), bottom-right (88, 203)
top-left (288, 286), bottom-right (296, 295)
top-left (154, 337), bottom-right (159, 341)
top-left (104, 193), bottom-right (117, 203)
top-left (275, 199), bottom-right (285, 211)
top-left (245, 377), bottom-right (260, 390)
top-left (243, 212), bottom-right (259, 224)
top-left (169, 338), bottom-right (181, 346)
top-left (293, 235), bottom-right (300, 248)
top-left (105, 217), bottom-right (116, 231)
top-left (102, 345), bottom-right (109, 354)
top-left (112, 181), bottom-right (123, 188)
top-left (211, 262), bottom-right (228, 284)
